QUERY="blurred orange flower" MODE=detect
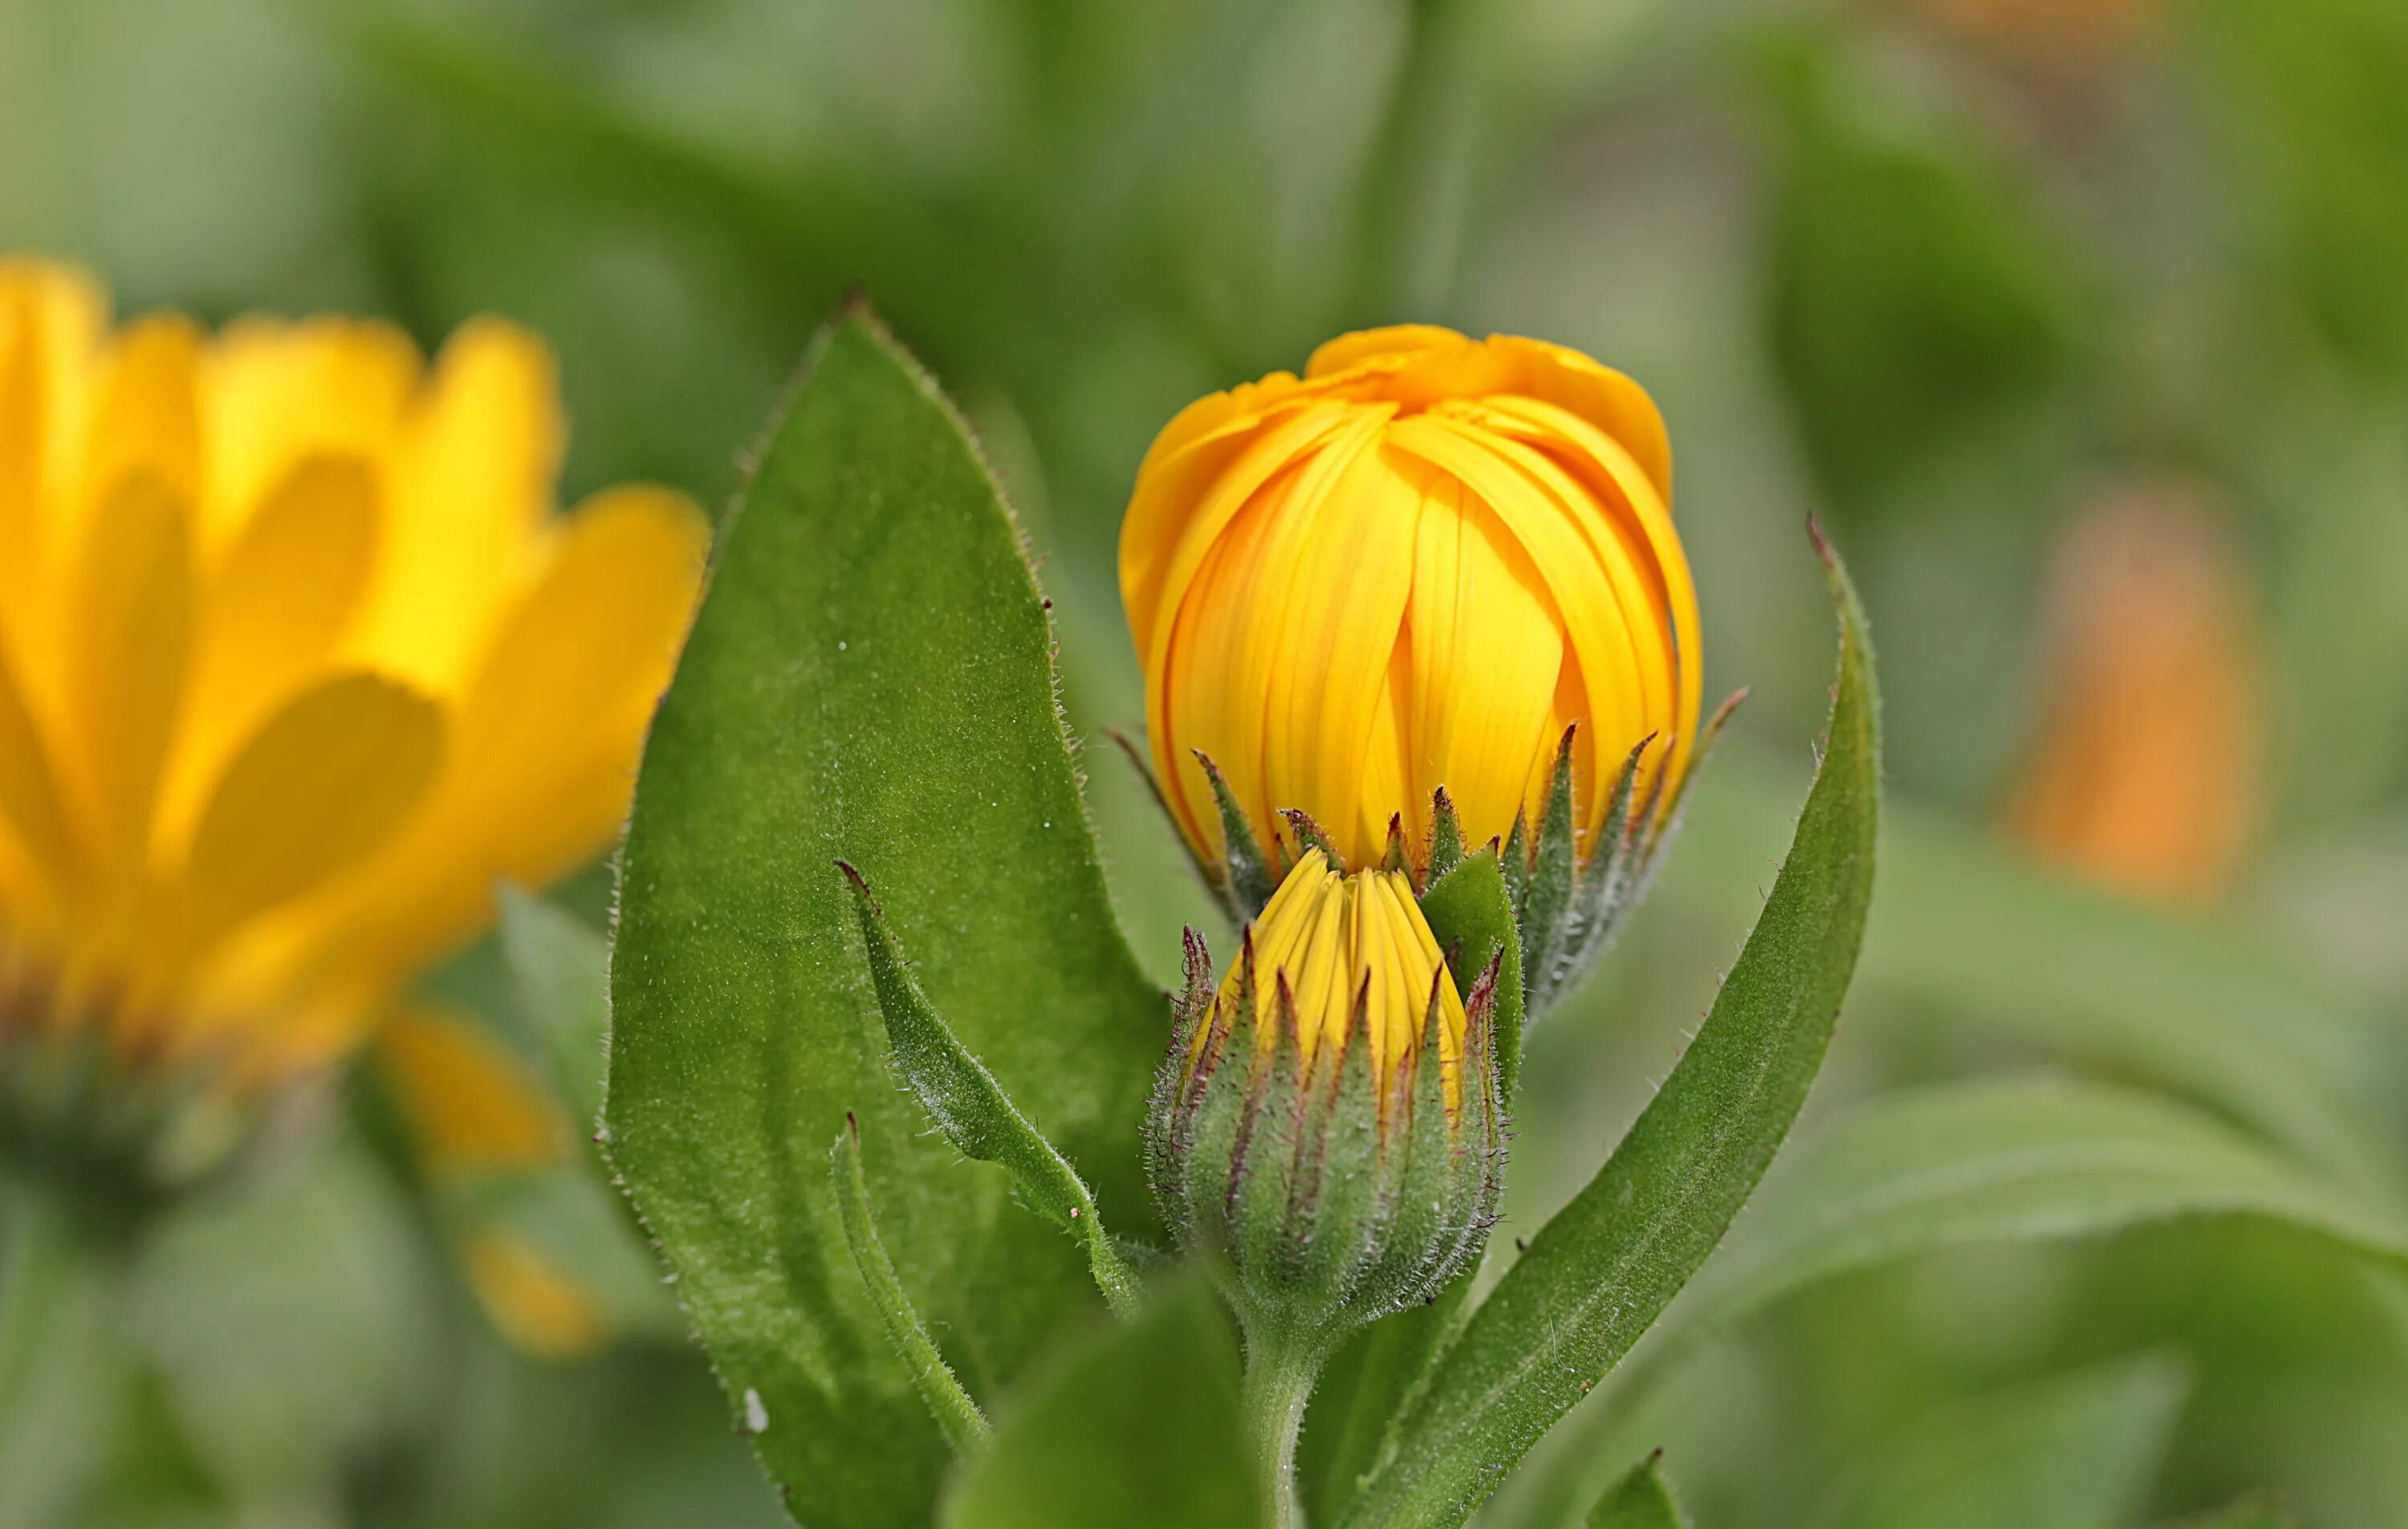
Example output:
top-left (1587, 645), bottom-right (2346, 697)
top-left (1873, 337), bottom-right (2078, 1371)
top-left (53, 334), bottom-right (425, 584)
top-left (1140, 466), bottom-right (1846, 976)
top-left (2005, 478), bottom-right (2262, 906)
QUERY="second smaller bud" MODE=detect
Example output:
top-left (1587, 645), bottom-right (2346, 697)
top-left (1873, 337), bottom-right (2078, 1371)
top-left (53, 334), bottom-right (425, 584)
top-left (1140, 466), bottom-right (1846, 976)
top-left (1144, 850), bottom-right (1507, 1361)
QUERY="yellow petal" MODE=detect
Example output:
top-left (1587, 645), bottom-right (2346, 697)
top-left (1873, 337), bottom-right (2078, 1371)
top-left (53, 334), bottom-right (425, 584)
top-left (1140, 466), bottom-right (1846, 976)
top-left (451, 483), bottom-right (706, 799)
top-left (201, 316), bottom-right (417, 553)
top-left (376, 1005), bottom-right (567, 1175)
top-left (180, 673), bottom-right (441, 941)
top-left (1401, 468), bottom-right (1565, 855)
top-left (356, 317), bottom-right (563, 689)
top-left (0, 631), bottom-right (79, 898)
top-left (65, 472), bottom-right (193, 881)
top-left (84, 313), bottom-right (202, 516)
top-left (0, 282), bottom-right (47, 631)
top-left (459, 1229), bottom-right (609, 1357)
top-left (164, 454), bottom-right (382, 840)
top-left (0, 261), bottom-right (105, 624)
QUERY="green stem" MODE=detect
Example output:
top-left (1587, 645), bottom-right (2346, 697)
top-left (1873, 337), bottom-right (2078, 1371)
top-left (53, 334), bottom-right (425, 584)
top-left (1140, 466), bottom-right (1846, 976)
top-left (1240, 1324), bottom-right (1326, 1529)
top-left (0, 1183), bottom-right (81, 1462)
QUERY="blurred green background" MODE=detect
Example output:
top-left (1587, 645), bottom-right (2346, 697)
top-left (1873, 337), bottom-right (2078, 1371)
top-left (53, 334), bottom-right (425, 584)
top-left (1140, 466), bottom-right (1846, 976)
top-left (6, 0), bottom-right (2408, 1524)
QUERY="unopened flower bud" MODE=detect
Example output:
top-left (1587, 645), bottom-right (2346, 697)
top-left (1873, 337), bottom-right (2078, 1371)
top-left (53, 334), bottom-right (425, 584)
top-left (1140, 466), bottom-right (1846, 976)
top-left (1144, 851), bottom-right (1504, 1356)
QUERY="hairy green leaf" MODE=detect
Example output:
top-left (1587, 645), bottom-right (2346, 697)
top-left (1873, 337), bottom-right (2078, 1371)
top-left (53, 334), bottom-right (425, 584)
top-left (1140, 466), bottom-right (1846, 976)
top-left (1672, 1076), bottom-right (2408, 1348)
top-left (607, 310), bottom-right (1167, 1529)
top-left (840, 862), bottom-right (1141, 1317)
top-left (1340, 536), bottom-right (1881, 1529)
top-left (829, 1119), bottom-right (989, 1453)
top-left (941, 1276), bottom-right (1262, 1529)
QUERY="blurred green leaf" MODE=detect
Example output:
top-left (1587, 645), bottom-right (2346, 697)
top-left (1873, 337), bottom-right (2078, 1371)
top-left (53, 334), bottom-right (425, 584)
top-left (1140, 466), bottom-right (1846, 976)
top-left (607, 308), bottom-right (1168, 1529)
top-left (1340, 539), bottom-right (1880, 1529)
top-left (940, 1275), bottom-right (1260, 1529)
top-left (498, 886), bottom-right (609, 1133)
top-left (1666, 1077), bottom-right (2408, 1361)
top-left (1587, 1452), bottom-right (1690, 1529)
top-left (127, 1138), bottom-right (441, 1507)
top-left (1812, 1357), bottom-right (2186, 1529)
top-left (1670, 759), bottom-right (2408, 1202)
top-left (1756, 32), bottom-right (2078, 518)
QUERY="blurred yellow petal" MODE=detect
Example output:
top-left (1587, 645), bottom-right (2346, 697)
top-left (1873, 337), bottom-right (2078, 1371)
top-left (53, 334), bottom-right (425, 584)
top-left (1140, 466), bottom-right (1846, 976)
top-left (459, 1229), bottom-right (609, 1358)
top-left (180, 673), bottom-right (442, 943)
top-left (65, 473), bottom-right (192, 882)
top-left (163, 454), bottom-right (381, 837)
top-left (376, 1006), bottom-right (567, 1176)
top-left (356, 318), bottom-right (562, 689)
top-left (84, 313), bottom-right (201, 517)
top-left (452, 483), bottom-right (707, 795)
top-left (0, 632), bottom-right (79, 900)
top-left (202, 316), bottom-right (417, 552)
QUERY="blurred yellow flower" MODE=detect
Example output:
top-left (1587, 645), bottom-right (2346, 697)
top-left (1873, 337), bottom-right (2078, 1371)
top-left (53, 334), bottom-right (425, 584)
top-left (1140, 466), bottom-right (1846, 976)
top-left (1194, 849), bottom-right (1467, 1111)
top-left (2006, 478), bottom-right (2261, 906)
top-left (1120, 324), bottom-right (1700, 879)
top-left (0, 257), bottom-right (707, 1115)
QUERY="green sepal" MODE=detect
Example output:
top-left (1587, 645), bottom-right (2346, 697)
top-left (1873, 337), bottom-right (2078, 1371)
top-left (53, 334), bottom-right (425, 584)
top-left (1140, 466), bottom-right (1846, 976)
top-left (1296, 1000), bottom-right (1385, 1316)
top-left (1500, 811), bottom-right (1530, 921)
top-left (1280, 807), bottom-right (1342, 870)
top-left (829, 1116), bottom-right (990, 1453)
top-left (1518, 726), bottom-right (1581, 1000)
top-left (1230, 977), bottom-right (1309, 1304)
top-left (1417, 849), bottom-right (1526, 1104)
top-left (840, 861), bottom-right (1141, 1318)
top-left (1196, 750), bottom-right (1279, 923)
top-left (1426, 788), bottom-right (1466, 883)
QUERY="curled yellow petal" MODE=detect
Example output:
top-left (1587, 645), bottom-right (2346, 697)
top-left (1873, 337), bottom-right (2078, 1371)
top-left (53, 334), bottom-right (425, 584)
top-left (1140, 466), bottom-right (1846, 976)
top-left (1123, 326), bottom-right (1698, 877)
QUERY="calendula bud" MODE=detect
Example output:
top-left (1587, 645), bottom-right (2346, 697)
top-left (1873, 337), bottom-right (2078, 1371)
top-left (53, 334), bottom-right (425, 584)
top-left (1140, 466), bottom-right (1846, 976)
top-left (1145, 851), bottom-right (1504, 1358)
top-left (1120, 325), bottom-right (1716, 1011)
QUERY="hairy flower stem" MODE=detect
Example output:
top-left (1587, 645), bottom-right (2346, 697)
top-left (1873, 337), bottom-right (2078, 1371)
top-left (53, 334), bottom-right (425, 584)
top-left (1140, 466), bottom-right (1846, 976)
top-left (1239, 1324), bottom-right (1328, 1529)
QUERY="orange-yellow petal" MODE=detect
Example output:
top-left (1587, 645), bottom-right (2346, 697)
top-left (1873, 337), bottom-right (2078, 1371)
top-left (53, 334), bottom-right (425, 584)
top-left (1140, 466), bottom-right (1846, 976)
top-left (179, 673), bottom-right (442, 943)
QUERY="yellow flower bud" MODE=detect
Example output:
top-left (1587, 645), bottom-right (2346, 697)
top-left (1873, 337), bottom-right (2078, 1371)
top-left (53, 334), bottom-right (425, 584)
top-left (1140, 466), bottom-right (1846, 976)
top-left (1120, 324), bottom-right (1702, 880)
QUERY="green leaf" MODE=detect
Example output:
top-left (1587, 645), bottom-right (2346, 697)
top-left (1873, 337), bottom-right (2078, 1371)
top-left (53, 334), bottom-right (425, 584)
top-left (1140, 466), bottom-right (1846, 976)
top-left (1339, 535), bottom-right (1881, 1529)
top-left (1303, 1273), bottom-right (1475, 1527)
top-left (1812, 1358), bottom-right (2186, 1529)
top-left (1666, 1077), bottom-right (2408, 1354)
top-left (1585, 1452), bottom-right (1688, 1529)
top-left (1511, 1076), bottom-right (2408, 1525)
top-left (941, 1275), bottom-right (1263, 1529)
top-left (840, 862), bottom-right (1141, 1317)
top-left (496, 885), bottom-right (609, 1132)
top-left (829, 1118), bottom-right (990, 1452)
top-left (1417, 850), bottom-right (1526, 1102)
top-left (607, 308), bottom-right (1169, 1529)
